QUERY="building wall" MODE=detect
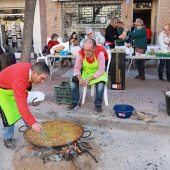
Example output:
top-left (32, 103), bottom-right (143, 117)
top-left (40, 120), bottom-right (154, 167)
top-left (2, 0), bottom-right (169, 49)
top-left (122, 0), bottom-right (133, 30)
top-left (0, 0), bottom-right (24, 8)
top-left (45, 0), bottom-right (63, 43)
top-left (157, 0), bottom-right (170, 35)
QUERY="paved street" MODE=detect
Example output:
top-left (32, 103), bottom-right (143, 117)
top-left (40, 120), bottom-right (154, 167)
top-left (0, 60), bottom-right (170, 170)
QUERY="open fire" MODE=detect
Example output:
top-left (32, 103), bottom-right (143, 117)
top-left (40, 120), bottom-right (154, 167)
top-left (21, 139), bottom-right (98, 163)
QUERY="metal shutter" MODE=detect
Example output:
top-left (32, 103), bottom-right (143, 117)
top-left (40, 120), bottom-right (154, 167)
top-left (61, 0), bottom-right (122, 41)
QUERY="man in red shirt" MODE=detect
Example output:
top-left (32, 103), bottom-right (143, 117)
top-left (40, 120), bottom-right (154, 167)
top-left (0, 62), bottom-right (50, 149)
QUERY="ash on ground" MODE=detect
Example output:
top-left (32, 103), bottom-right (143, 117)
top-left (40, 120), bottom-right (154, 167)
top-left (12, 139), bottom-right (103, 170)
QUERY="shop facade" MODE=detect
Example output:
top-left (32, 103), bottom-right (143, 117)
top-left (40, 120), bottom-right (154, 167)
top-left (44, 0), bottom-right (170, 48)
top-left (0, 0), bottom-right (170, 52)
top-left (0, 0), bottom-right (41, 58)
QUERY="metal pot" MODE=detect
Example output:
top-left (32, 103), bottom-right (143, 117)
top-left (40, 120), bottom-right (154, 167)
top-left (23, 120), bottom-right (84, 147)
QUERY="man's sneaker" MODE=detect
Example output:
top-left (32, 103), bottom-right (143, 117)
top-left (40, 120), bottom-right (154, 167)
top-left (3, 138), bottom-right (16, 150)
top-left (159, 77), bottom-right (164, 81)
top-left (138, 75), bottom-right (145, 80)
top-left (95, 106), bottom-right (102, 113)
top-left (68, 103), bottom-right (78, 110)
top-left (135, 75), bottom-right (140, 79)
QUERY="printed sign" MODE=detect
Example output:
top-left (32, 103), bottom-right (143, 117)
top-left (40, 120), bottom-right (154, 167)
top-left (118, 113), bottom-right (126, 117)
top-left (126, 0), bottom-right (130, 4)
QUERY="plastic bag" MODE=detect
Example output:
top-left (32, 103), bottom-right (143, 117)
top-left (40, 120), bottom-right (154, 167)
top-left (27, 91), bottom-right (45, 103)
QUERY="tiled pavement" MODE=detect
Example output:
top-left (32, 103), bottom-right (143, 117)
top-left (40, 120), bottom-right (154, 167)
top-left (30, 60), bottom-right (170, 133)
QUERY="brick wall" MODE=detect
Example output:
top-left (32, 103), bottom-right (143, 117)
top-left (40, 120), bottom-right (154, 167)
top-left (43, 0), bottom-right (170, 44)
top-left (157, 0), bottom-right (170, 34)
top-left (122, 0), bottom-right (133, 30)
top-left (45, 0), bottom-right (62, 41)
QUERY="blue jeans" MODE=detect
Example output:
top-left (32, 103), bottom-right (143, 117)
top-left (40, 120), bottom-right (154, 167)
top-left (2, 119), bottom-right (28, 139)
top-left (2, 125), bottom-right (14, 139)
top-left (70, 76), bottom-right (105, 107)
top-left (117, 42), bottom-right (124, 46)
top-left (158, 59), bottom-right (170, 80)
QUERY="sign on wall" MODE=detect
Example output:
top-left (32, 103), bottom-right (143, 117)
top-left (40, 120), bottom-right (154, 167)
top-left (126, 0), bottom-right (130, 4)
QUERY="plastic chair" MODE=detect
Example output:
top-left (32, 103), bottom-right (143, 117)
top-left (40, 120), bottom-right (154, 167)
top-left (33, 44), bottom-right (54, 83)
top-left (81, 50), bottom-right (111, 106)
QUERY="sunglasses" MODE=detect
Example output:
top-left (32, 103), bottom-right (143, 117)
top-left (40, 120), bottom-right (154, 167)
top-left (87, 32), bottom-right (92, 36)
top-left (83, 48), bottom-right (94, 53)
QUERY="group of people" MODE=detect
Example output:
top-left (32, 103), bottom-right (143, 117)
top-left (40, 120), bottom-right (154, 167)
top-left (105, 17), bottom-right (170, 81)
top-left (0, 16), bottom-right (169, 151)
top-left (46, 32), bottom-right (80, 67)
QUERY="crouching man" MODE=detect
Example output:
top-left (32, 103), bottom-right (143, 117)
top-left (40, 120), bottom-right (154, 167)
top-left (68, 39), bottom-right (107, 113)
top-left (0, 62), bottom-right (50, 149)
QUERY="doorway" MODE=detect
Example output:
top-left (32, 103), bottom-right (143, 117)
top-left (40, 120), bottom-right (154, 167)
top-left (133, 10), bottom-right (151, 27)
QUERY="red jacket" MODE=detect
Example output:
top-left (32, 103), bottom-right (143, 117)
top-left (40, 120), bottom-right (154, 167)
top-left (0, 63), bottom-right (36, 126)
top-left (79, 45), bottom-right (108, 63)
top-left (47, 40), bottom-right (60, 54)
top-left (145, 27), bottom-right (152, 39)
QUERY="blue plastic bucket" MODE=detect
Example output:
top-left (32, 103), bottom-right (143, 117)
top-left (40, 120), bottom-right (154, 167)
top-left (113, 104), bottom-right (134, 119)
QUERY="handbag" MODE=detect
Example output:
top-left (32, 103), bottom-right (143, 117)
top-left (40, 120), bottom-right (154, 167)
top-left (136, 47), bottom-right (145, 54)
top-left (104, 41), bottom-right (114, 46)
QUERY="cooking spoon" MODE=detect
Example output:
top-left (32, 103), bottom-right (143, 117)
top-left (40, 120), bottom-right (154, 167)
top-left (41, 131), bottom-right (49, 144)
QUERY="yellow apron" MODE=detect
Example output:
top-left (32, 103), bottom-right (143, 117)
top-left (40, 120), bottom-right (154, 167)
top-left (82, 55), bottom-right (107, 85)
top-left (0, 88), bottom-right (22, 126)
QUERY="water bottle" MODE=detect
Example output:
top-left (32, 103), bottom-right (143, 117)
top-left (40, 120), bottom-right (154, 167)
top-left (132, 40), bottom-right (136, 56)
top-left (105, 43), bottom-right (110, 50)
top-left (80, 38), bottom-right (85, 48)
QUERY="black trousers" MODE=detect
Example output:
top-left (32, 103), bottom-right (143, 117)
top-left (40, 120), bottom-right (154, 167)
top-left (136, 59), bottom-right (145, 76)
top-left (158, 59), bottom-right (170, 80)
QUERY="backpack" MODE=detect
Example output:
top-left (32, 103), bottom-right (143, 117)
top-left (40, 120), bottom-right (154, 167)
top-left (9, 52), bottom-right (16, 64)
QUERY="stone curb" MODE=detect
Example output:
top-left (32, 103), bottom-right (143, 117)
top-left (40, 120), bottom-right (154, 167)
top-left (32, 110), bottom-right (170, 135)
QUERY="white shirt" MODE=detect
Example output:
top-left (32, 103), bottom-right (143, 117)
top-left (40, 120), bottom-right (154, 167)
top-left (85, 31), bottom-right (105, 45)
top-left (158, 31), bottom-right (170, 53)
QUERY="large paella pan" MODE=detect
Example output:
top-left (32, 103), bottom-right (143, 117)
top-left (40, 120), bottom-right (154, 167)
top-left (23, 120), bottom-right (84, 147)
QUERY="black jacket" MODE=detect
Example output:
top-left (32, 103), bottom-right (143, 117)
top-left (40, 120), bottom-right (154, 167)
top-left (105, 25), bottom-right (120, 48)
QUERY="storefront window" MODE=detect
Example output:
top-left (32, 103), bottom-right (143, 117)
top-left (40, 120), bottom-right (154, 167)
top-left (0, 8), bottom-right (24, 53)
top-left (62, 1), bottom-right (122, 41)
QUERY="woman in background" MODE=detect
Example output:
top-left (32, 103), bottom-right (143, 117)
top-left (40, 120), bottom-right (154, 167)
top-left (47, 33), bottom-right (59, 54)
top-left (126, 18), bottom-right (147, 80)
top-left (105, 17), bottom-right (126, 49)
top-left (69, 32), bottom-right (80, 46)
top-left (63, 32), bottom-right (80, 67)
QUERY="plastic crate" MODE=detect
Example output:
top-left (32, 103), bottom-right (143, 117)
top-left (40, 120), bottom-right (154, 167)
top-left (54, 81), bottom-right (71, 104)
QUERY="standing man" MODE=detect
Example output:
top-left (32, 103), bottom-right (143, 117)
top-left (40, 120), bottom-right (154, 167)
top-left (85, 27), bottom-right (105, 46)
top-left (68, 39), bottom-right (107, 113)
top-left (0, 62), bottom-right (50, 149)
top-left (158, 23), bottom-right (170, 81)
